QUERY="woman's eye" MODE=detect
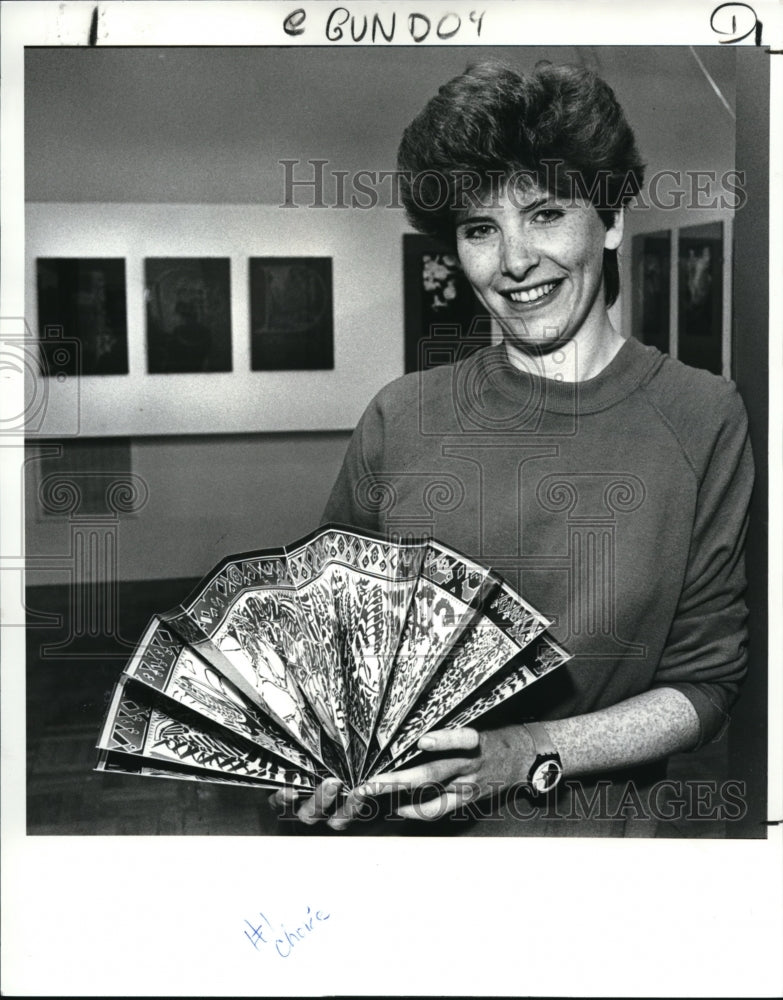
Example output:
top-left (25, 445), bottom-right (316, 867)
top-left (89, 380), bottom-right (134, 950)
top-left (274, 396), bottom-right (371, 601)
top-left (532, 209), bottom-right (564, 224)
top-left (461, 223), bottom-right (495, 240)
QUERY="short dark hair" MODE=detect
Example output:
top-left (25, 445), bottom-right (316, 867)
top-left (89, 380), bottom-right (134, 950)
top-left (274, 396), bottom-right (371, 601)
top-left (397, 61), bottom-right (645, 307)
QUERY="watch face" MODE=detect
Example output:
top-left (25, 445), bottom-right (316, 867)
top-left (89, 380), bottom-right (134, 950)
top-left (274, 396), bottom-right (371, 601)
top-left (530, 757), bottom-right (563, 793)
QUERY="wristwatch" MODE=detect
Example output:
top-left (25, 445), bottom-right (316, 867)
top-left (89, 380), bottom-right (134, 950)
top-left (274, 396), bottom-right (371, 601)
top-left (523, 722), bottom-right (564, 794)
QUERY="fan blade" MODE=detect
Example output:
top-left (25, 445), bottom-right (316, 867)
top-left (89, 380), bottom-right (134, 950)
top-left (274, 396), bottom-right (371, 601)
top-left (374, 632), bottom-right (569, 773)
top-left (124, 616), bottom-right (323, 775)
top-left (95, 749), bottom-right (287, 789)
top-left (363, 541), bottom-right (551, 779)
top-left (159, 549), bottom-right (346, 777)
top-left (97, 677), bottom-right (316, 790)
top-left (311, 529), bottom-right (427, 780)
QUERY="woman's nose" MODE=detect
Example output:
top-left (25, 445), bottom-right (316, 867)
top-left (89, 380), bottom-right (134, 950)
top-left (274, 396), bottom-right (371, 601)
top-left (500, 232), bottom-right (539, 279)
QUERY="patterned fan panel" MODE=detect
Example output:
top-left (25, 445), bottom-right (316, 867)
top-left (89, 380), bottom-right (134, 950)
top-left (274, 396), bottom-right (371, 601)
top-left (168, 552), bottom-right (293, 644)
top-left (485, 582), bottom-right (551, 647)
top-left (284, 566), bottom-right (352, 754)
top-left (372, 582), bottom-right (472, 752)
top-left (98, 681), bottom-right (316, 788)
top-left (95, 749), bottom-right (284, 787)
top-left (385, 579), bottom-right (554, 755)
top-left (284, 529), bottom-right (380, 762)
top-left (211, 589), bottom-right (326, 758)
top-left (284, 527), bottom-right (424, 592)
top-left (125, 617), bottom-right (180, 690)
top-left (440, 636), bottom-right (571, 732)
top-left (388, 637), bottom-right (571, 771)
top-left (124, 618), bottom-right (321, 775)
top-left (286, 529), bottom-right (426, 759)
top-left (376, 540), bottom-right (512, 749)
top-left (333, 562), bottom-right (417, 743)
top-left (382, 618), bottom-right (523, 764)
top-left (380, 592), bottom-right (553, 768)
top-left (371, 542), bottom-right (503, 752)
top-left (421, 542), bottom-right (497, 602)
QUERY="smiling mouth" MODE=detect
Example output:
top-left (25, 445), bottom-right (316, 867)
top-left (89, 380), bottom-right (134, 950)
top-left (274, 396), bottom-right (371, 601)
top-left (505, 280), bottom-right (561, 304)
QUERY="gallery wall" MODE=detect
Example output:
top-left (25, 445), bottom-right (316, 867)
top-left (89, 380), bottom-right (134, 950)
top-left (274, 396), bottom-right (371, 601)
top-left (24, 45), bottom-right (739, 583)
top-left (25, 46), bottom-right (737, 206)
top-left (24, 431), bottom-right (353, 587)
top-left (26, 202), bottom-right (407, 435)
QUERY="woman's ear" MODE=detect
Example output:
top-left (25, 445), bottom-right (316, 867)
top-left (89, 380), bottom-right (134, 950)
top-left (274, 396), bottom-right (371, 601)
top-left (603, 209), bottom-right (625, 251)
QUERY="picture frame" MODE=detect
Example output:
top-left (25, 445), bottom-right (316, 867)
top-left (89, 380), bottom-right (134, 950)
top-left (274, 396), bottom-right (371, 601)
top-left (402, 233), bottom-right (491, 374)
top-left (631, 230), bottom-right (671, 354)
top-left (249, 256), bottom-right (334, 371)
top-left (36, 257), bottom-right (129, 376)
top-left (631, 223), bottom-right (725, 378)
top-left (677, 221), bottom-right (724, 376)
top-left (144, 257), bottom-right (232, 374)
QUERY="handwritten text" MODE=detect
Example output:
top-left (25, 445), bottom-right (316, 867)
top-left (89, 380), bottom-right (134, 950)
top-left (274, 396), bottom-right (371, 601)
top-left (244, 906), bottom-right (331, 958)
top-left (284, 6), bottom-right (486, 43)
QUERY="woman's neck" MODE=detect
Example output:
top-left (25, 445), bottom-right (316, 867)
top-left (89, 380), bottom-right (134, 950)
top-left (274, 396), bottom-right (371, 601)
top-left (503, 321), bottom-right (625, 383)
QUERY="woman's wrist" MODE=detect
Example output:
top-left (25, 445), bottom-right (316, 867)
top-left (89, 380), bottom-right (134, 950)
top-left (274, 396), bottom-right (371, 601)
top-left (519, 721), bottom-right (565, 792)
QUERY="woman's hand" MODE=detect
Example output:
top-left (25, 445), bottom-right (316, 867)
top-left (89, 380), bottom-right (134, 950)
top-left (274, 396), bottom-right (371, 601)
top-left (268, 776), bottom-right (345, 826)
top-left (347, 724), bottom-right (532, 824)
top-left (268, 724), bottom-right (534, 830)
top-left (269, 689), bottom-right (703, 831)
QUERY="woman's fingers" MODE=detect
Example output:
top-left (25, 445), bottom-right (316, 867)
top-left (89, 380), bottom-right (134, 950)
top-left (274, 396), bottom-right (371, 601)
top-left (296, 778), bottom-right (344, 824)
top-left (359, 754), bottom-right (478, 794)
top-left (394, 787), bottom-right (471, 821)
top-left (417, 727), bottom-right (480, 753)
top-left (268, 786), bottom-right (303, 810)
top-left (268, 780), bottom-right (343, 824)
top-left (268, 727), bottom-right (483, 829)
top-left (327, 783), bottom-right (374, 830)
top-left (322, 757), bottom-right (478, 830)
top-left (394, 776), bottom-right (480, 821)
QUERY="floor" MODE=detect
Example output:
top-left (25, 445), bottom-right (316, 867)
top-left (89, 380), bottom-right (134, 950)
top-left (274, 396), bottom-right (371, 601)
top-left (26, 578), bottom-right (731, 838)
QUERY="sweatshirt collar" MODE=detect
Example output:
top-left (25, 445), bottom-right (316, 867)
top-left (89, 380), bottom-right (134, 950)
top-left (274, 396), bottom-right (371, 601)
top-left (480, 336), bottom-right (662, 415)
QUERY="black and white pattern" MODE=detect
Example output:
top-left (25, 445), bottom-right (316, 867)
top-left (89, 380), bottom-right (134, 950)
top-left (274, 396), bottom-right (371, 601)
top-left (98, 525), bottom-right (568, 789)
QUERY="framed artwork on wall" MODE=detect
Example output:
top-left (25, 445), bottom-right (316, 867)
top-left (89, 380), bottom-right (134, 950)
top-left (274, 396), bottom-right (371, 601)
top-left (677, 221), bottom-right (724, 377)
top-left (631, 230), bottom-right (671, 354)
top-left (249, 257), bottom-right (334, 371)
top-left (36, 257), bottom-right (129, 376)
top-left (402, 233), bottom-right (491, 374)
top-left (145, 257), bottom-right (232, 374)
top-left (631, 223), bottom-right (725, 378)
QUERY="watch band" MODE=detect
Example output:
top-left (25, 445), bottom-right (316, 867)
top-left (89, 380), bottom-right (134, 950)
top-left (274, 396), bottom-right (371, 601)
top-left (524, 721), bottom-right (558, 757)
top-left (523, 721), bottom-right (564, 794)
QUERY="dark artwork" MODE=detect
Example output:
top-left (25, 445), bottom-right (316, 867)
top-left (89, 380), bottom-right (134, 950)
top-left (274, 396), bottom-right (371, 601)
top-left (677, 222), bottom-right (723, 376)
top-left (403, 234), bottom-right (490, 374)
top-left (36, 258), bottom-right (129, 376)
top-left (249, 257), bottom-right (333, 371)
top-left (145, 258), bottom-right (232, 374)
top-left (631, 231), bottom-right (671, 354)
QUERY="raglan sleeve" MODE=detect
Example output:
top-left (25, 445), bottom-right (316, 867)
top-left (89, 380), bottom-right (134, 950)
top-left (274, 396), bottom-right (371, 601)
top-left (322, 392), bottom-right (387, 532)
top-left (651, 383), bottom-right (755, 746)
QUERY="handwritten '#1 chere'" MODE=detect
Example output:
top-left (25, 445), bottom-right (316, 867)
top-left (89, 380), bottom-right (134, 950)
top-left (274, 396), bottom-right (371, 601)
top-left (244, 907), bottom-right (331, 958)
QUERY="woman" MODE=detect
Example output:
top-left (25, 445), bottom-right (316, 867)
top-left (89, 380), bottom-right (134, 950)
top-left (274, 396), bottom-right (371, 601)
top-left (271, 61), bottom-right (753, 835)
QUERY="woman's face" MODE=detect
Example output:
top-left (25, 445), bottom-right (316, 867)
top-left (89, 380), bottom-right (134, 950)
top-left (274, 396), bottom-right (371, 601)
top-left (455, 182), bottom-right (623, 355)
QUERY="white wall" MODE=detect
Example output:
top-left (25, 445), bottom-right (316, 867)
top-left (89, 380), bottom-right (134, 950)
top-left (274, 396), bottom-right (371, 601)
top-left (25, 47), bottom-right (737, 207)
top-left (25, 431), bottom-right (352, 585)
top-left (26, 202), bottom-right (408, 436)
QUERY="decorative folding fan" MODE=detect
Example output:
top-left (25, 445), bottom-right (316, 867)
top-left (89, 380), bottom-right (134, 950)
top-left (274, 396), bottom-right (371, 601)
top-left (96, 525), bottom-right (571, 792)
